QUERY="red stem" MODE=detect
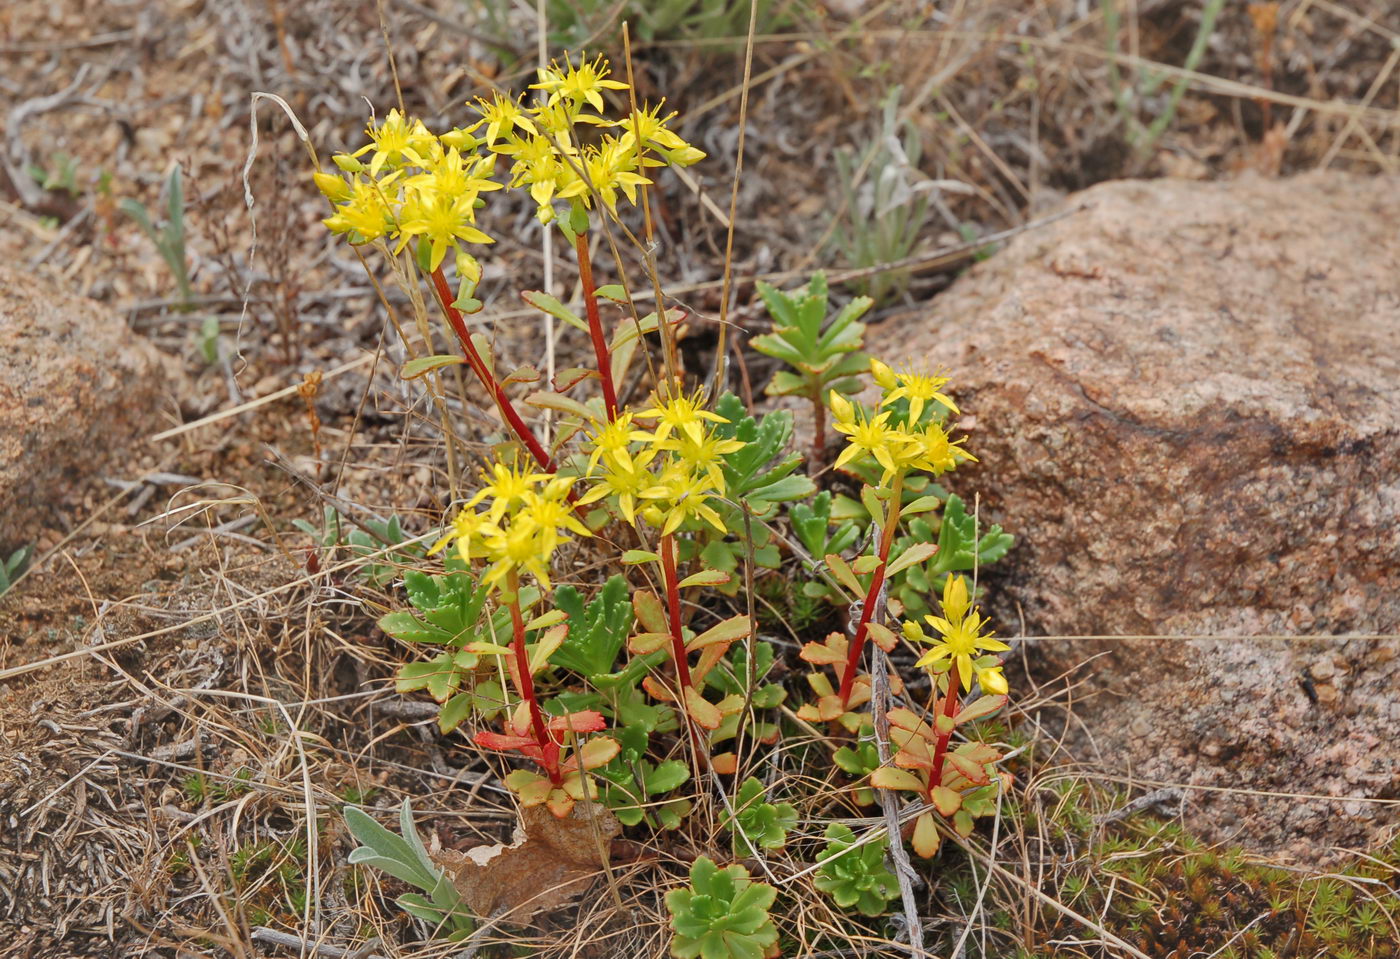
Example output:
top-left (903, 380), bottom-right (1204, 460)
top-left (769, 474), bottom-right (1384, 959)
top-left (573, 232), bottom-right (620, 422)
top-left (660, 534), bottom-right (694, 691)
top-left (927, 678), bottom-right (962, 799)
top-left (837, 472), bottom-right (906, 708)
top-left (508, 574), bottom-right (562, 785)
top-left (429, 267), bottom-right (557, 473)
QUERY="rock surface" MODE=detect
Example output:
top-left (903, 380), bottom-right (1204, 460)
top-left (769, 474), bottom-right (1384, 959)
top-left (871, 172), bottom-right (1400, 861)
top-left (0, 264), bottom-right (174, 546)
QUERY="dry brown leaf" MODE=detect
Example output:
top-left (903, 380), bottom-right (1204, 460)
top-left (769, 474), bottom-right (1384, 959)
top-left (431, 802), bottom-right (621, 922)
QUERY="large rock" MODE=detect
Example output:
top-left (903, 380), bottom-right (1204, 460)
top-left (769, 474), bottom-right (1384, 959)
top-left (871, 172), bottom-right (1400, 860)
top-left (0, 264), bottom-right (173, 546)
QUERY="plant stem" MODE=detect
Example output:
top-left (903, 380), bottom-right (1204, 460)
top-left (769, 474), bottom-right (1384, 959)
top-left (507, 572), bottom-right (561, 785)
top-left (574, 231), bottom-right (620, 422)
top-left (837, 471), bottom-right (905, 707)
top-left (810, 393), bottom-right (826, 469)
top-left (927, 677), bottom-right (962, 798)
top-left (659, 534), bottom-right (694, 692)
top-left (660, 534), bottom-right (710, 772)
top-left (428, 267), bottom-right (557, 473)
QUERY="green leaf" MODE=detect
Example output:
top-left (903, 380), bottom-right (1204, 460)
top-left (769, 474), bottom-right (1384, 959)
top-left (521, 289), bottom-right (587, 332)
top-left (401, 354), bottom-right (466, 379)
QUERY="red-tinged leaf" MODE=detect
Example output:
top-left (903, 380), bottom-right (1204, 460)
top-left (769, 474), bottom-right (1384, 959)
top-left (553, 367), bottom-right (597, 392)
top-left (934, 713), bottom-right (955, 735)
top-left (825, 554), bottom-right (863, 596)
top-left (954, 695), bottom-right (1007, 725)
top-left (632, 590), bottom-right (668, 633)
top-left (678, 569), bottom-right (730, 590)
top-left (503, 365), bottom-right (540, 386)
top-left (520, 290), bottom-right (587, 332)
top-left (575, 736), bottom-right (620, 770)
top-left (546, 788), bottom-right (575, 818)
top-left (911, 812), bottom-right (941, 858)
top-left (529, 624), bottom-right (569, 674)
top-left (686, 615), bottom-right (751, 652)
top-left (945, 753), bottom-right (990, 786)
top-left (816, 695), bottom-right (845, 723)
top-left (401, 354), bottom-right (465, 379)
top-left (710, 752), bottom-right (737, 775)
top-left (870, 767), bottom-right (926, 793)
top-left (466, 641), bottom-right (513, 657)
top-left (547, 710), bottom-right (607, 734)
top-left (476, 731), bottom-right (537, 752)
top-left (629, 631), bottom-right (670, 655)
top-left (526, 390), bottom-right (593, 420)
top-left (954, 742), bottom-right (1002, 765)
top-left (642, 675), bottom-right (678, 703)
top-left (887, 707), bottom-right (935, 741)
top-left (470, 333), bottom-right (494, 375)
top-left (505, 769), bottom-right (552, 807)
top-left (794, 702), bottom-right (823, 723)
top-left (866, 620), bottom-right (898, 652)
top-left (799, 635), bottom-right (845, 665)
top-left (852, 554), bottom-right (882, 575)
top-left (692, 644), bottom-right (728, 687)
top-left (930, 785), bottom-right (963, 816)
top-left (886, 542), bottom-right (938, 576)
top-left (683, 687), bottom-right (723, 730)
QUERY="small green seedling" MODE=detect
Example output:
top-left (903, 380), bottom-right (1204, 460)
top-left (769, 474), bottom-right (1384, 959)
top-left (120, 166), bottom-right (193, 308)
top-left (813, 823), bottom-right (900, 916)
top-left (344, 800), bottom-right (475, 941)
top-left (666, 855), bottom-right (778, 959)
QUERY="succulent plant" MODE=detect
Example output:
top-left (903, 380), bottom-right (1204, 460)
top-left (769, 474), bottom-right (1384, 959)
top-left (666, 856), bottom-right (778, 959)
top-left (723, 777), bottom-right (798, 855)
top-left (812, 823), bottom-right (900, 917)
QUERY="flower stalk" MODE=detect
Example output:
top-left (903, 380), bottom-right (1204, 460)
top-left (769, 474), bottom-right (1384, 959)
top-left (429, 266), bottom-right (557, 473)
top-left (574, 231), bottom-right (620, 422)
top-left (659, 533), bottom-right (694, 692)
top-left (926, 679), bottom-right (961, 798)
top-left (837, 470), bottom-right (905, 707)
top-left (506, 571), bottom-right (561, 785)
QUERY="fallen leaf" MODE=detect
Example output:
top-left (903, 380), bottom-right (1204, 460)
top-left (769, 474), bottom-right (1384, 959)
top-left (431, 802), bottom-right (621, 922)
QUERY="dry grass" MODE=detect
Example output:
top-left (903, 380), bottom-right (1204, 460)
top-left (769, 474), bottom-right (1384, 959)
top-left (2, 0), bottom-right (1399, 956)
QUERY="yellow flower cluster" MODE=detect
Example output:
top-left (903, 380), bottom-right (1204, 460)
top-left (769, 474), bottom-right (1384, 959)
top-left (904, 575), bottom-right (1010, 695)
top-left (478, 53), bottom-right (704, 223)
top-left (577, 393), bottom-right (742, 536)
top-left (429, 461), bottom-right (589, 592)
top-left (315, 53), bottom-right (704, 266)
top-left (318, 109), bottom-right (501, 273)
top-left (829, 359), bottom-right (975, 482)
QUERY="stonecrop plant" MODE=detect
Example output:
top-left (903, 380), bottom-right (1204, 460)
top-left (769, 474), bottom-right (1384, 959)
top-left (318, 49), bottom-right (1017, 957)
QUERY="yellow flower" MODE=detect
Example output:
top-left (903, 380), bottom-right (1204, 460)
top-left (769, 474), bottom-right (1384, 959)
top-left (468, 92), bottom-right (538, 147)
top-left (583, 412), bottom-right (651, 474)
top-left (638, 390), bottom-right (729, 446)
top-left (641, 466), bottom-right (727, 537)
top-left (873, 359), bottom-right (958, 422)
top-left (556, 136), bottom-right (651, 213)
top-left (428, 507), bottom-right (496, 563)
top-left (909, 420), bottom-right (977, 476)
top-left (352, 109), bottom-right (435, 177)
top-left (532, 53), bottom-right (628, 113)
top-left (438, 464), bottom-right (589, 592)
top-left (829, 391), bottom-right (916, 480)
top-left (652, 424), bottom-right (743, 493)
top-left (577, 446), bottom-right (657, 526)
top-left (322, 177), bottom-right (399, 243)
top-left (472, 461), bottom-right (549, 517)
top-left (394, 191), bottom-right (494, 271)
top-left (908, 575), bottom-right (1010, 694)
top-left (402, 147), bottom-right (501, 204)
top-left (617, 101), bottom-right (706, 168)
